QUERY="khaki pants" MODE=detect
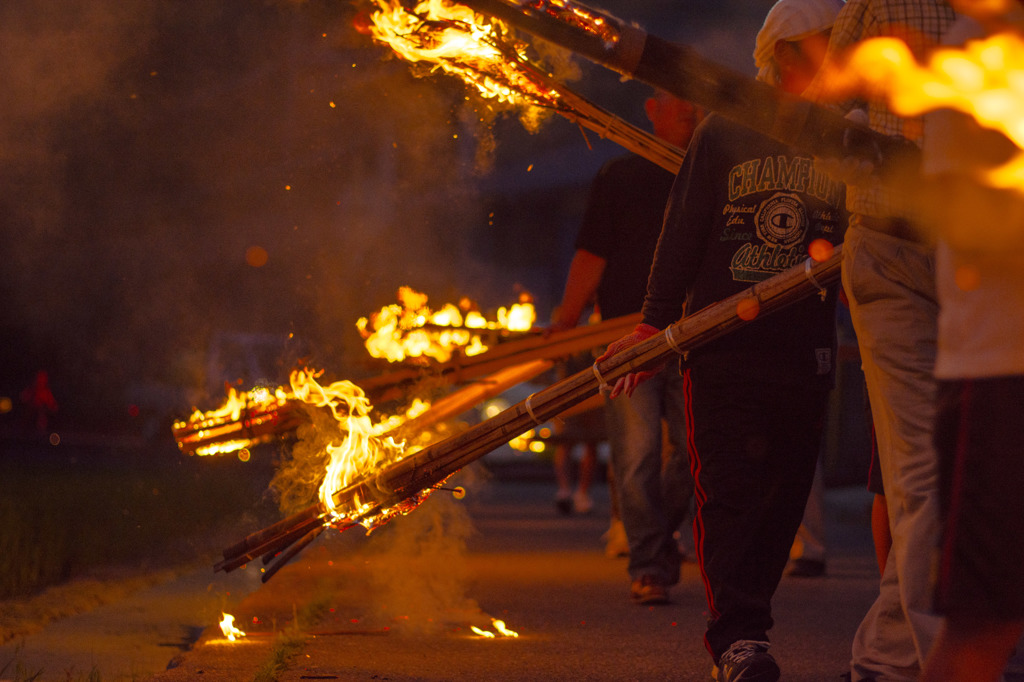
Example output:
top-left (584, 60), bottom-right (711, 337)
top-left (843, 222), bottom-right (943, 682)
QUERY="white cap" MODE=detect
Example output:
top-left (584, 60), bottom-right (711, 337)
top-left (754, 0), bottom-right (844, 84)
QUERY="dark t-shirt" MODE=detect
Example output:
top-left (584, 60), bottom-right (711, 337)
top-left (575, 154), bottom-right (677, 320)
top-left (642, 113), bottom-right (847, 383)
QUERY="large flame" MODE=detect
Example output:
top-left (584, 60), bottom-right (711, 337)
top-left (364, 0), bottom-right (560, 127)
top-left (357, 286), bottom-right (536, 363)
top-left (823, 28), bottom-right (1024, 190)
top-left (287, 368), bottom-right (434, 526)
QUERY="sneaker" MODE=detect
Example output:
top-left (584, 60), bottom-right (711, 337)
top-left (785, 558), bottom-right (826, 578)
top-left (572, 490), bottom-right (593, 515)
top-left (602, 518), bottom-right (629, 558)
top-left (711, 640), bottom-right (779, 682)
top-left (630, 575), bottom-right (669, 605)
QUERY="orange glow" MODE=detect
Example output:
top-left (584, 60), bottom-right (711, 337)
top-left (808, 239), bottom-right (834, 263)
top-left (357, 287), bottom-right (535, 363)
top-left (736, 298), bottom-right (761, 321)
top-left (286, 369), bottom-right (434, 527)
top-left (822, 30), bottom-right (1024, 190)
top-left (173, 382), bottom-right (293, 456)
top-left (954, 264), bottom-right (982, 291)
top-left (246, 245), bottom-right (269, 267)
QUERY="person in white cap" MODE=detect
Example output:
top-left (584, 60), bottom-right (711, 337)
top-left (599, 1), bottom-right (845, 680)
top-left (805, 1), bottom-right (957, 680)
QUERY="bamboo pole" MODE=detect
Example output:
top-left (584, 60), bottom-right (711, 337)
top-left (328, 249), bottom-right (842, 518)
top-left (173, 400), bottom-right (306, 457)
top-left (216, 358), bottom-right (553, 573)
top-left (218, 249), bottom-right (842, 576)
top-left (184, 316), bottom-right (635, 460)
top-left (394, 358), bottom-right (554, 437)
top-left (539, 73), bottom-right (684, 173)
top-left (456, 0), bottom-right (919, 180)
top-left (356, 312), bottom-right (640, 401)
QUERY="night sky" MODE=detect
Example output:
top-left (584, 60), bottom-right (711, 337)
top-left (0, 0), bottom-right (774, 434)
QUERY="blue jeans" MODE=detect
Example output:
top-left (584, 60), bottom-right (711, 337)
top-left (605, 366), bottom-right (693, 584)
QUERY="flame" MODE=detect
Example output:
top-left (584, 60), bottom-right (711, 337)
top-left (172, 383), bottom-right (294, 456)
top-left (824, 29), bottom-right (1024, 190)
top-left (219, 613), bottom-right (246, 641)
top-left (287, 369), bottom-right (433, 527)
top-left (492, 618), bottom-right (519, 637)
top-left (357, 287), bottom-right (535, 363)
top-left (365, 0), bottom-right (560, 127)
top-left (472, 617), bottom-right (519, 638)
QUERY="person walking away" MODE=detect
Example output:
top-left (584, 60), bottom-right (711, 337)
top-left (549, 90), bottom-right (703, 603)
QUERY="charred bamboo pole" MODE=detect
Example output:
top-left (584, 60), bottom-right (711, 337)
top-left (218, 249), bottom-right (842, 578)
top-left (173, 399), bottom-right (306, 457)
top-left (457, 0), bottom-right (919, 178)
top-left (357, 312), bottom-right (640, 401)
top-left (215, 512), bottom-right (327, 573)
top-left (537, 72), bottom-right (684, 173)
top-left (216, 358), bottom-right (555, 574)
top-left (261, 526), bottom-right (326, 583)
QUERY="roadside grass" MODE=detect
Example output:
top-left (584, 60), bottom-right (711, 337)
top-left (251, 590), bottom-right (335, 682)
top-left (0, 443), bottom-right (278, 601)
top-left (252, 632), bottom-right (305, 682)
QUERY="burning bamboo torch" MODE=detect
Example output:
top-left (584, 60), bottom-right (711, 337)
top-left (360, 0), bottom-right (686, 172)
top-left (450, 0), bottom-right (920, 178)
top-left (217, 246), bottom-right (842, 581)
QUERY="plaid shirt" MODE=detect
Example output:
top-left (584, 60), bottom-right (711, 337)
top-left (814, 0), bottom-right (957, 218)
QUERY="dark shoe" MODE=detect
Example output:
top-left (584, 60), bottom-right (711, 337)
top-left (630, 575), bottom-right (669, 605)
top-left (785, 558), bottom-right (826, 578)
top-left (712, 640), bottom-right (779, 682)
top-left (554, 493), bottom-right (573, 516)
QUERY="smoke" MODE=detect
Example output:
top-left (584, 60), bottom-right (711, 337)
top-left (0, 0), bottom-right (495, 426)
top-left (269, 404), bottom-right (340, 515)
top-left (0, 0), bottom-right (780, 437)
top-left (361, 476), bottom-right (485, 633)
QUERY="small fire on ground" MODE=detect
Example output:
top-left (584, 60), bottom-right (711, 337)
top-left (471, 618), bottom-right (519, 638)
top-left (219, 613), bottom-right (246, 642)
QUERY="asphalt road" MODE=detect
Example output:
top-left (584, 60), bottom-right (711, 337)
top-left (132, 473), bottom-right (880, 682)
